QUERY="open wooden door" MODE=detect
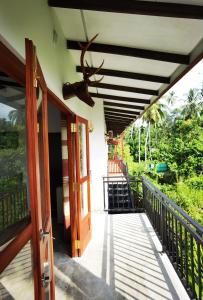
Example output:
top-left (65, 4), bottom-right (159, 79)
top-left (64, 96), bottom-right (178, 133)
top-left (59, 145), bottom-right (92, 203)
top-left (75, 116), bottom-right (91, 256)
top-left (26, 39), bottom-right (55, 299)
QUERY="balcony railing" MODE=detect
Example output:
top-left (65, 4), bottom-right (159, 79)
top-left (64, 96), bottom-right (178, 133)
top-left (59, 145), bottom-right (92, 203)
top-left (143, 177), bottom-right (203, 300)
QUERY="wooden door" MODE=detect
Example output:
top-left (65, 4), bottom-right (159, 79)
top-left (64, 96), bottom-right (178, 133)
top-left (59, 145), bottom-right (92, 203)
top-left (26, 39), bottom-right (55, 299)
top-left (75, 116), bottom-right (91, 256)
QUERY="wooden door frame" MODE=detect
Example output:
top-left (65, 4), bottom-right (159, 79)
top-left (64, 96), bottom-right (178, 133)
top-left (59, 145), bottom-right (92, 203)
top-left (0, 41), bottom-right (32, 273)
top-left (47, 95), bottom-right (78, 257)
top-left (75, 115), bottom-right (91, 256)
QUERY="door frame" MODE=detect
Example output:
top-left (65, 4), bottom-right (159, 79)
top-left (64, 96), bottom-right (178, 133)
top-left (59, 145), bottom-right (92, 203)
top-left (47, 95), bottom-right (78, 257)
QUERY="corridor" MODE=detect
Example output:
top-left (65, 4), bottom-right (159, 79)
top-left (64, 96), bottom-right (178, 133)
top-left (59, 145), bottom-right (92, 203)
top-left (54, 212), bottom-right (189, 300)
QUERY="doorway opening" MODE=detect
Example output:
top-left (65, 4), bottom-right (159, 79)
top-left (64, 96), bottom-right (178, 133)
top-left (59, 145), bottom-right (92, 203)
top-left (47, 101), bottom-right (71, 255)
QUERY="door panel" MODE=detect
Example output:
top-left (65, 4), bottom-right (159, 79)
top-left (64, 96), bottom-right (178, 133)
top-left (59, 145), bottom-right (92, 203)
top-left (25, 39), bottom-right (55, 299)
top-left (75, 116), bottom-right (91, 256)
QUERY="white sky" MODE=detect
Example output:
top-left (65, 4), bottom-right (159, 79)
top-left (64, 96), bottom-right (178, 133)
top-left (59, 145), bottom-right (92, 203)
top-left (161, 59), bottom-right (203, 108)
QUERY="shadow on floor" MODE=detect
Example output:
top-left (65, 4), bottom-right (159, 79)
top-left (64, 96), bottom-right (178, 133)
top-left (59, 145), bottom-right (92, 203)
top-left (54, 212), bottom-right (187, 300)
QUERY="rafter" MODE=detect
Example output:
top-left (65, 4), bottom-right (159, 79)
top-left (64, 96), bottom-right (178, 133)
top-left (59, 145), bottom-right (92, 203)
top-left (90, 82), bottom-right (158, 96)
top-left (49, 0), bottom-right (203, 19)
top-left (76, 66), bottom-right (170, 84)
top-left (105, 113), bottom-right (135, 120)
top-left (104, 107), bottom-right (140, 116)
top-left (68, 41), bottom-right (189, 64)
top-left (104, 101), bottom-right (144, 111)
top-left (90, 92), bottom-right (150, 105)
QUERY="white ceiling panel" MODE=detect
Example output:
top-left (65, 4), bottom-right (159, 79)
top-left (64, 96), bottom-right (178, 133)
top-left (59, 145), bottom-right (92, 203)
top-left (95, 75), bottom-right (162, 90)
top-left (69, 50), bottom-right (179, 77)
top-left (93, 88), bottom-right (153, 100)
top-left (55, 8), bottom-right (203, 54)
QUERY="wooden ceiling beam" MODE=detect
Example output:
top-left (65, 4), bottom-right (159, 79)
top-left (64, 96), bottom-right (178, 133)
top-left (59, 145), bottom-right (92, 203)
top-left (104, 101), bottom-right (144, 111)
top-left (76, 66), bottom-right (170, 84)
top-left (90, 92), bottom-right (150, 105)
top-left (105, 113), bottom-right (135, 120)
top-left (90, 82), bottom-right (158, 96)
top-left (104, 107), bottom-right (140, 116)
top-left (49, 0), bottom-right (203, 19)
top-left (105, 118), bottom-right (130, 124)
top-left (68, 41), bottom-right (189, 64)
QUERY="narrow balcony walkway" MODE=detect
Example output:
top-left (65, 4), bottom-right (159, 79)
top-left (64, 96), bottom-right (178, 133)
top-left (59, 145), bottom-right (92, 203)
top-left (54, 212), bottom-right (189, 300)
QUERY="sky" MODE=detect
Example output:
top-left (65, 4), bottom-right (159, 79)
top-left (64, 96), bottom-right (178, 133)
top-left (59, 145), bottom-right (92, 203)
top-left (161, 59), bottom-right (203, 108)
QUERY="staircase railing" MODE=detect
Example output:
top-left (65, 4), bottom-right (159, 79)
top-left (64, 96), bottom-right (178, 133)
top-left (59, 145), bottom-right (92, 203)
top-left (142, 177), bottom-right (203, 300)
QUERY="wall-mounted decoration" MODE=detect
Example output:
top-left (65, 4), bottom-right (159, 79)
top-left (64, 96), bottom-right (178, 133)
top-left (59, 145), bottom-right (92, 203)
top-left (63, 34), bottom-right (104, 107)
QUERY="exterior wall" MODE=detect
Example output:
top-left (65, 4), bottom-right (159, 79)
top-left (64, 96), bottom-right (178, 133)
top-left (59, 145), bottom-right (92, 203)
top-left (0, 0), bottom-right (107, 210)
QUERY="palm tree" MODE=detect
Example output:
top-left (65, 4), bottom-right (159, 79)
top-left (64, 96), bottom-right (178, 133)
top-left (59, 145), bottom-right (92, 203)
top-left (142, 102), bottom-right (166, 161)
top-left (8, 109), bottom-right (24, 126)
top-left (182, 88), bottom-right (203, 120)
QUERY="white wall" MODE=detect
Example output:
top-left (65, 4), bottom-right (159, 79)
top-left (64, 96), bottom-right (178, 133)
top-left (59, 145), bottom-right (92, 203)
top-left (0, 0), bottom-right (107, 210)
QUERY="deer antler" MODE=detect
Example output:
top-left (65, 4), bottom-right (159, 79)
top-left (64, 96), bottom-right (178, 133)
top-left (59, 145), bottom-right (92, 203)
top-left (79, 34), bottom-right (104, 83)
top-left (80, 33), bottom-right (99, 79)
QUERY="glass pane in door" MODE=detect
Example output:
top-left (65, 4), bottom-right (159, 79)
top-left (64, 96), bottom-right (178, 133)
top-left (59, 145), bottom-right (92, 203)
top-left (36, 85), bottom-right (47, 227)
top-left (78, 123), bottom-right (87, 178)
top-left (0, 72), bottom-right (30, 246)
top-left (80, 181), bottom-right (88, 217)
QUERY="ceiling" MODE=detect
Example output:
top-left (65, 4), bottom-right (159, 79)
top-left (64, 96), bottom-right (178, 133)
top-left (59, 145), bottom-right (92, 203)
top-left (49, 0), bottom-right (203, 136)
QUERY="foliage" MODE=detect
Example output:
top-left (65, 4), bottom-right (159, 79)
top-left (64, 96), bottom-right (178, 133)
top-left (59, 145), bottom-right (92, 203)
top-left (123, 87), bottom-right (203, 225)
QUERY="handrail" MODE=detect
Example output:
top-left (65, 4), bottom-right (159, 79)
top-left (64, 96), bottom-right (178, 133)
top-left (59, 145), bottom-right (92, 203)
top-left (143, 177), bottom-right (203, 235)
top-left (142, 177), bottom-right (203, 300)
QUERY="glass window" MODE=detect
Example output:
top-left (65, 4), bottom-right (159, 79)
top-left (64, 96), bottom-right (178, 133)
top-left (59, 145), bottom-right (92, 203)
top-left (80, 181), bottom-right (88, 217)
top-left (0, 72), bottom-right (30, 246)
top-left (78, 123), bottom-right (87, 178)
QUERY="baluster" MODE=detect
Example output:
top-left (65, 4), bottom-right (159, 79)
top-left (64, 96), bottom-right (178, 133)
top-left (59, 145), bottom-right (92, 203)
top-left (197, 242), bottom-right (202, 300)
top-left (190, 235), bottom-right (195, 298)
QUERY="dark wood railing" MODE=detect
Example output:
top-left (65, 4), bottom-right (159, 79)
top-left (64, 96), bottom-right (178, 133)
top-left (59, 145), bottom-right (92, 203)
top-left (142, 177), bottom-right (203, 300)
top-left (0, 184), bottom-right (30, 245)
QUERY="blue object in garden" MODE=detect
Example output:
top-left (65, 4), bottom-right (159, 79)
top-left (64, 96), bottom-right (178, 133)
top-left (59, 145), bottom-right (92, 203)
top-left (156, 163), bottom-right (168, 173)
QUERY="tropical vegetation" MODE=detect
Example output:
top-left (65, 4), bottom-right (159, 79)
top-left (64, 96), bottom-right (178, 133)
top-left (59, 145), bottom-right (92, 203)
top-left (121, 87), bottom-right (203, 225)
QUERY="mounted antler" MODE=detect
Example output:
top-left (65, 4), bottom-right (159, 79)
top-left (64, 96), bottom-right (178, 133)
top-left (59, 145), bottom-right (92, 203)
top-left (63, 34), bottom-right (104, 107)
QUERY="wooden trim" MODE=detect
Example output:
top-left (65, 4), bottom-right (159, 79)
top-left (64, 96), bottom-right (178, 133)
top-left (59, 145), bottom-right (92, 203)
top-left (67, 40), bottom-right (189, 64)
top-left (0, 41), bottom-right (25, 86)
top-left (76, 66), bottom-right (170, 84)
top-left (0, 217), bottom-right (31, 247)
top-left (104, 101), bottom-right (144, 111)
top-left (67, 114), bottom-right (78, 257)
top-left (89, 82), bottom-right (158, 96)
top-left (0, 224), bottom-right (32, 274)
top-left (25, 38), bottom-right (41, 299)
top-left (49, 0), bottom-right (203, 20)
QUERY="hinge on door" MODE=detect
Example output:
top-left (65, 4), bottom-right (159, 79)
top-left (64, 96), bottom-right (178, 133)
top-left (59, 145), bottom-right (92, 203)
top-left (71, 123), bottom-right (77, 133)
top-left (75, 240), bottom-right (80, 250)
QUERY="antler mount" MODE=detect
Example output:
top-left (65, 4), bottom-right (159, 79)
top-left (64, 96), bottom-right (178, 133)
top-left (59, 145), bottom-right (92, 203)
top-left (63, 34), bottom-right (104, 107)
